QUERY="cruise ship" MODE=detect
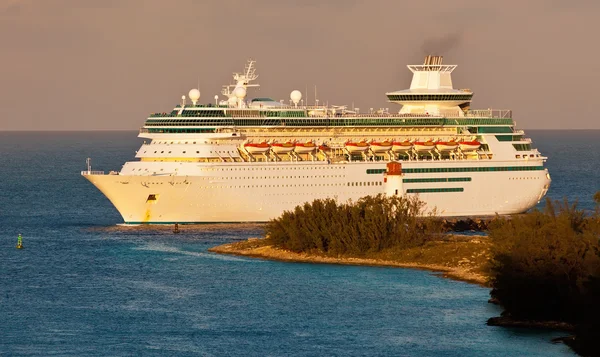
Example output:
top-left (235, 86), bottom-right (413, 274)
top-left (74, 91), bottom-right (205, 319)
top-left (82, 56), bottom-right (551, 224)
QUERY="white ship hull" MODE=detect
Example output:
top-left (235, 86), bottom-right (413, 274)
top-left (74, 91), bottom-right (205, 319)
top-left (81, 57), bottom-right (551, 224)
top-left (83, 160), bottom-right (550, 223)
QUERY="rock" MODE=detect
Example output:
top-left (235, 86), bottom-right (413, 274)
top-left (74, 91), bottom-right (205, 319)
top-left (488, 297), bottom-right (501, 305)
top-left (487, 316), bottom-right (575, 332)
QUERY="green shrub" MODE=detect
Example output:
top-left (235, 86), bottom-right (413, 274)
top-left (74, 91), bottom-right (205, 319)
top-left (489, 197), bottom-right (600, 323)
top-left (266, 194), bottom-right (440, 255)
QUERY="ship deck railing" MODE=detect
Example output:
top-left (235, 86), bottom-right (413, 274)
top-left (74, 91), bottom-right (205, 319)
top-left (149, 109), bottom-right (512, 119)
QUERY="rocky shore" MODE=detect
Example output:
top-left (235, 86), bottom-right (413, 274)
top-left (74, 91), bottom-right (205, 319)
top-left (209, 234), bottom-right (491, 286)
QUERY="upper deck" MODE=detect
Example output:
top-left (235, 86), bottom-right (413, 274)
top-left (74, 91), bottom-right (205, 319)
top-left (141, 57), bottom-right (519, 137)
top-left (144, 107), bottom-right (513, 131)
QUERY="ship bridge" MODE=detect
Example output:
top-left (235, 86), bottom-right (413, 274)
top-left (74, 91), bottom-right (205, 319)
top-left (386, 55), bottom-right (473, 117)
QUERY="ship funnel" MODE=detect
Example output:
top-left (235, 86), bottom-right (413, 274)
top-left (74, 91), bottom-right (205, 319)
top-left (423, 55), bottom-right (443, 67)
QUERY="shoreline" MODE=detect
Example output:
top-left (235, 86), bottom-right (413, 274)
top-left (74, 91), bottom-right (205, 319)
top-left (208, 236), bottom-right (490, 286)
top-left (209, 236), bottom-right (582, 337)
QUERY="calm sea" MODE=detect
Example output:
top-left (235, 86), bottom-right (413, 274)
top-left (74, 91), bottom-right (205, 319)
top-left (1, 130), bottom-right (597, 356)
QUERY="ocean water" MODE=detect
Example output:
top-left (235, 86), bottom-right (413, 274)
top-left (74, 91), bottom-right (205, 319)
top-left (0, 130), bottom-right (596, 356)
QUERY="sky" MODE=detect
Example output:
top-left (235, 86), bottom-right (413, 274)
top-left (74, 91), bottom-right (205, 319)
top-left (1, 0), bottom-right (599, 130)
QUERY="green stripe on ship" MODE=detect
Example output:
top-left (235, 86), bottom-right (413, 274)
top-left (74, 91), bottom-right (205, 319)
top-left (367, 166), bottom-right (545, 174)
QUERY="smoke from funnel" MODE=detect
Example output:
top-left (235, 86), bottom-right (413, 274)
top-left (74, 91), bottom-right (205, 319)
top-left (421, 32), bottom-right (463, 55)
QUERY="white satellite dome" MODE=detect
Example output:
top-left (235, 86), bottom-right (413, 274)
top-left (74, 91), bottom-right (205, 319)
top-left (188, 89), bottom-right (200, 105)
top-left (234, 86), bottom-right (247, 99)
top-left (290, 90), bottom-right (302, 105)
top-left (228, 96), bottom-right (238, 106)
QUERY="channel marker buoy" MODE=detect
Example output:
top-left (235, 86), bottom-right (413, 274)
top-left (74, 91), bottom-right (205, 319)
top-left (16, 233), bottom-right (23, 249)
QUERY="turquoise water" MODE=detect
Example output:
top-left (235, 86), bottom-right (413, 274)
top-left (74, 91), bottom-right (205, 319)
top-left (2, 130), bottom-right (595, 356)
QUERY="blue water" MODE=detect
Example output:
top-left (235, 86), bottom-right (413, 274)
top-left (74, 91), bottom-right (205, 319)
top-left (1, 130), bottom-right (596, 356)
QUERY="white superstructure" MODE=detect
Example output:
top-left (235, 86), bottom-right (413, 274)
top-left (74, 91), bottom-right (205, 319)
top-left (82, 57), bottom-right (551, 224)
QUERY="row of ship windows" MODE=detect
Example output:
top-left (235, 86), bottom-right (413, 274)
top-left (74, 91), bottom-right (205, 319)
top-left (131, 168), bottom-right (346, 179)
top-left (403, 177), bottom-right (472, 183)
top-left (146, 150), bottom-right (237, 154)
top-left (403, 166), bottom-right (544, 173)
top-left (217, 175), bottom-right (345, 180)
top-left (201, 166), bottom-right (346, 171)
top-left (386, 94), bottom-right (473, 101)
top-left (348, 182), bottom-right (383, 187)
top-left (513, 144), bottom-right (533, 151)
top-left (145, 118), bottom-right (514, 125)
top-left (136, 178), bottom-right (536, 187)
top-left (366, 166), bottom-right (544, 174)
top-left (143, 121), bottom-right (514, 131)
top-left (407, 188), bottom-right (464, 193)
top-left (150, 141), bottom-right (223, 144)
top-left (133, 166), bottom-right (345, 172)
top-left (194, 183), bottom-right (349, 189)
top-left (366, 169), bottom-right (387, 174)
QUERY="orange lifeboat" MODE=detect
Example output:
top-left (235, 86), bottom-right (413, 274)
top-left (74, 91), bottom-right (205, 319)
top-left (294, 141), bottom-right (316, 154)
top-left (271, 141), bottom-right (295, 154)
top-left (392, 140), bottom-right (413, 153)
top-left (413, 140), bottom-right (435, 152)
top-left (244, 142), bottom-right (270, 154)
top-left (435, 140), bottom-right (459, 152)
top-left (345, 141), bottom-right (369, 153)
top-left (370, 140), bottom-right (392, 153)
top-left (459, 140), bottom-right (481, 151)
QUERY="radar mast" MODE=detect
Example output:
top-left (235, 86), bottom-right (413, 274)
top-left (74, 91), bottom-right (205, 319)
top-left (221, 59), bottom-right (260, 108)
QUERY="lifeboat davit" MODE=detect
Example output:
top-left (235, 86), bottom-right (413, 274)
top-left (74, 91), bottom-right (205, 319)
top-left (435, 140), bottom-right (459, 152)
top-left (413, 141), bottom-right (435, 152)
top-left (271, 142), bottom-right (295, 154)
top-left (345, 141), bottom-right (369, 153)
top-left (392, 140), bottom-right (413, 153)
top-left (319, 144), bottom-right (331, 151)
top-left (459, 140), bottom-right (481, 151)
top-left (370, 141), bottom-right (392, 153)
top-left (244, 142), bottom-right (270, 154)
top-left (295, 142), bottom-right (316, 154)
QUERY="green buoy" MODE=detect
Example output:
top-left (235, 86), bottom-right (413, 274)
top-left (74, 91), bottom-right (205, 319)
top-left (16, 233), bottom-right (23, 249)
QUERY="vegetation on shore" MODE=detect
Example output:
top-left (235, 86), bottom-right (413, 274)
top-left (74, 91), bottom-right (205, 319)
top-left (266, 194), bottom-right (442, 256)
top-left (488, 196), bottom-right (600, 356)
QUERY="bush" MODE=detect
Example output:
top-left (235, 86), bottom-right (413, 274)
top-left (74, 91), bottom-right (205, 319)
top-left (266, 194), bottom-right (441, 256)
top-left (489, 198), bottom-right (600, 322)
